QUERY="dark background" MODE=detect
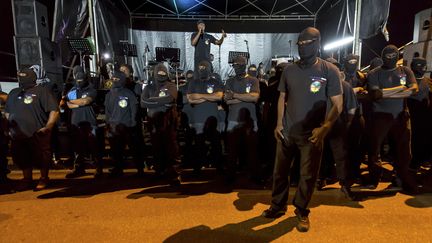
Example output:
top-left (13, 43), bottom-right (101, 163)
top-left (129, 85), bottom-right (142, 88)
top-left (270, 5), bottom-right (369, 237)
top-left (1, 0), bottom-right (431, 82)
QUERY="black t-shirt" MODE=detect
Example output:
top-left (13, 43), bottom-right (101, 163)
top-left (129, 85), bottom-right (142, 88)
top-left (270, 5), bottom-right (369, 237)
top-left (188, 78), bottom-right (223, 124)
top-left (367, 66), bottom-right (416, 118)
top-left (141, 81), bottom-right (177, 117)
top-left (104, 87), bottom-right (138, 127)
top-left (5, 85), bottom-right (58, 139)
top-left (278, 58), bottom-right (342, 135)
top-left (340, 80), bottom-right (359, 122)
top-left (192, 33), bottom-right (216, 63)
top-left (67, 85), bottom-right (97, 126)
top-left (225, 76), bottom-right (260, 122)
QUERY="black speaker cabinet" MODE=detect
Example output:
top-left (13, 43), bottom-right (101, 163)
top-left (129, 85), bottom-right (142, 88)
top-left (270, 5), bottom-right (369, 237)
top-left (11, 0), bottom-right (49, 38)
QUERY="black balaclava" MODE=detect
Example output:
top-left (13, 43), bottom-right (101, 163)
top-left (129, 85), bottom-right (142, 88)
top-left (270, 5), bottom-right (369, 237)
top-left (73, 65), bottom-right (84, 79)
top-left (233, 56), bottom-right (247, 77)
top-left (411, 57), bottom-right (427, 78)
top-left (111, 71), bottom-right (126, 89)
top-left (185, 70), bottom-right (194, 83)
top-left (75, 71), bottom-right (88, 89)
top-left (297, 27), bottom-right (321, 68)
top-left (248, 64), bottom-right (257, 77)
top-left (154, 64), bottom-right (170, 83)
top-left (369, 57), bottom-right (383, 70)
top-left (17, 68), bottom-right (37, 90)
top-left (198, 60), bottom-right (211, 80)
top-left (381, 45), bottom-right (399, 70)
top-left (344, 54), bottom-right (359, 75)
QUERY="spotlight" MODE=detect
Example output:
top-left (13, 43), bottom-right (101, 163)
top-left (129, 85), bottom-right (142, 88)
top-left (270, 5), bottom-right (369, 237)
top-left (103, 53), bottom-right (111, 59)
top-left (323, 36), bottom-right (355, 51)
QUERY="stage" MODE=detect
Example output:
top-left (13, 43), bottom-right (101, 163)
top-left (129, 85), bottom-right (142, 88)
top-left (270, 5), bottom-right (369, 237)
top-left (1, 169), bottom-right (431, 242)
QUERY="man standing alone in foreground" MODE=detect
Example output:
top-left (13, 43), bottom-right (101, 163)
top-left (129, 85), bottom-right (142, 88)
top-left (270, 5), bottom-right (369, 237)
top-left (262, 27), bottom-right (343, 233)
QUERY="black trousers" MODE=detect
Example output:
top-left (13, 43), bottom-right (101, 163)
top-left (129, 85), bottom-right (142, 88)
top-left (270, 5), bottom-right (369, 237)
top-left (11, 131), bottom-right (52, 171)
top-left (193, 131), bottom-right (223, 172)
top-left (0, 132), bottom-right (9, 176)
top-left (226, 124), bottom-right (259, 178)
top-left (407, 99), bottom-right (431, 169)
top-left (71, 123), bottom-right (101, 169)
top-left (108, 125), bottom-right (142, 171)
top-left (271, 134), bottom-right (322, 217)
top-left (368, 112), bottom-right (417, 189)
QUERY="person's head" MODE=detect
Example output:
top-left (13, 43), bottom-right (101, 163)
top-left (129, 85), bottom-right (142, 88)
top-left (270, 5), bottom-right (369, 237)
top-left (369, 57), bottom-right (383, 70)
top-left (381, 45), bottom-right (399, 69)
top-left (344, 54), bottom-right (359, 74)
top-left (154, 63), bottom-right (170, 83)
top-left (198, 60), bottom-right (211, 80)
top-left (209, 53), bottom-right (214, 62)
top-left (297, 27), bottom-right (321, 67)
top-left (17, 68), bottom-right (37, 90)
top-left (411, 57), bottom-right (427, 78)
top-left (326, 57), bottom-right (342, 71)
top-left (197, 20), bottom-right (205, 31)
top-left (74, 71), bottom-right (88, 89)
top-left (233, 56), bottom-right (247, 77)
top-left (120, 64), bottom-right (133, 78)
top-left (248, 64), bottom-right (257, 77)
top-left (73, 65), bottom-right (84, 79)
top-left (111, 71), bottom-right (126, 88)
top-left (29, 64), bottom-right (49, 84)
top-left (185, 70), bottom-right (194, 82)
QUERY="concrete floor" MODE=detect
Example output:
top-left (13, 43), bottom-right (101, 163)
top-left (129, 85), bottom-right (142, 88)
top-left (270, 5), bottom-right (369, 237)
top-left (1, 169), bottom-right (432, 242)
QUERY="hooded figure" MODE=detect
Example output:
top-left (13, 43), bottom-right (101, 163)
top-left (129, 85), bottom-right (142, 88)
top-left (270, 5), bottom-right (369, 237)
top-left (17, 68), bottom-right (37, 91)
top-left (233, 56), bottom-right (247, 77)
top-left (30, 64), bottom-right (51, 85)
top-left (154, 64), bottom-right (170, 83)
top-left (198, 60), bottom-right (211, 80)
top-left (410, 57), bottom-right (427, 78)
top-left (297, 27), bottom-right (320, 68)
top-left (111, 71), bottom-right (127, 89)
top-left (248, 64), bottom-right (258, 78)
top-left (381, 45), bottom-right (399, 70)
top-left (344, 54), bottom-right (359, 76)
top-left (74, 71), bottom-right (89, 89)
top-left (185, 70), bottom-right (194, 83)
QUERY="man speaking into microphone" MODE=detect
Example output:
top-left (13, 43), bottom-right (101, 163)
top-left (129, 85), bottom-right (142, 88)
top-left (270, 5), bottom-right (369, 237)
top-left (191, 20), bottom-right (226, 76)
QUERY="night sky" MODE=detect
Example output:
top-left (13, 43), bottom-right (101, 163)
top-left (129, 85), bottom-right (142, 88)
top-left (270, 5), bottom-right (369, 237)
top-left (0, 0), bottom-right (431, 81)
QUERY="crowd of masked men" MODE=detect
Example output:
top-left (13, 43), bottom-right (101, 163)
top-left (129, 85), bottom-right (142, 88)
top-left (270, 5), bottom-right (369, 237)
top-left (1, 47), bottom-right (432, 195)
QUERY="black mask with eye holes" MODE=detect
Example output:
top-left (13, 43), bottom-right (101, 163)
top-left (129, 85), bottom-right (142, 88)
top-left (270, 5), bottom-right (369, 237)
top-left (233, 56), bottom-right (247, 77)
top-left (381, 45), bottom-right (399, 70)
top-left (198, 61), bottom-right (211, 80)
top-left (344, 54), bottom-right (359, 75)
top-left (18, 68), bottom-right (37, 90)
top-left (411, 57), bottom-right (427, 78)
top-left (154, 64), bottom-right (169, 83)
top-left (297, 27), bottom-right (321, 68)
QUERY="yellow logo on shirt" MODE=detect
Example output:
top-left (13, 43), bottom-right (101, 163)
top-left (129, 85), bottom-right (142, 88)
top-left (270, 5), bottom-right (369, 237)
top-left (310, 81), bottom-right (322, 93)
top-left (23, 95), bottom-right (33, 104)
top-left (118, 99), bottom-right (128, 108)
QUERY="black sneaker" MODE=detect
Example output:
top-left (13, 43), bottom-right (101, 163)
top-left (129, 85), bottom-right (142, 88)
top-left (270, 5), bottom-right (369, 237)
top-left (294, 209), bottom-right (310, 232)
top-left (340, 186), bottom-right (355, 201)
top-left (262, 207), bottom-right (286, 219)
top-left (66, 168), bottom-right (86, 179)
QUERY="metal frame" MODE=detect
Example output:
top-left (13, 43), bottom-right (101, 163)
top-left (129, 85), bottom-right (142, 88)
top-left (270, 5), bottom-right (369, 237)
top-left (129, 0), bottom-right (332, 21)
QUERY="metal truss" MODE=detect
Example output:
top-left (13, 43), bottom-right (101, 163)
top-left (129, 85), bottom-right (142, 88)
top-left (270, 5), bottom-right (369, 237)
top-left (128, 0), bottom-right (333, 21)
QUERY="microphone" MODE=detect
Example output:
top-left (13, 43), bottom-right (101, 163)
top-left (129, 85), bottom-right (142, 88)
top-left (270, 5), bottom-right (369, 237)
top-left (244, 40), bottom-right (248, 43)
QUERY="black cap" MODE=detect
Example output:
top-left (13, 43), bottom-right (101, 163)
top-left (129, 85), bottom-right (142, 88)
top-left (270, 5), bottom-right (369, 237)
top-left (197, 19), bottom-right (205, 25)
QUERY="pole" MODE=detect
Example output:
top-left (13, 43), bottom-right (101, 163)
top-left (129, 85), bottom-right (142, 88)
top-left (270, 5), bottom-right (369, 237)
top-left (88, 0), bottom-right (99, 76)
top-left (352, 0), bottom-right (362, 68)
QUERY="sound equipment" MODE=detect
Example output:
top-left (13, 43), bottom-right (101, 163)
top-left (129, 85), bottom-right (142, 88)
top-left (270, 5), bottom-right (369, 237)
top-left (413, 8), bottom-right (432, 43)
top-left (11, 0), bottom-right (49, 38)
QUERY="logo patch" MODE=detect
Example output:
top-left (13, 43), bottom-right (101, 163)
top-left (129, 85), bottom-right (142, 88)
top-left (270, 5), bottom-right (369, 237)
top-left (245, 82), bottom-right (252, 93)
top-left (399, 74), bottom-right (407, 85)
top-left (24, 95), bottom-right (33, 104)
top-left (205, 39), bottom-right (210, 45)
top-left (309, 77), bottom-right (326, 93)
top-left (159, 88), bottom-right (168, 97)
top-left (118, 96), bottom-right (128, 108)
top-left (206, 84), bottom-right (214, 94)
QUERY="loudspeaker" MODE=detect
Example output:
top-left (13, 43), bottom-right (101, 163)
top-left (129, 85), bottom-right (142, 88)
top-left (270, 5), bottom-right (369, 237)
top-left (14, 36), bottom-right (63, 82)
top-left (403, 40), bottom-right (432, 72)
top-left (413, 8), bottom-right (432, 43)
top-left (11, 0), bottom-right (49, 38)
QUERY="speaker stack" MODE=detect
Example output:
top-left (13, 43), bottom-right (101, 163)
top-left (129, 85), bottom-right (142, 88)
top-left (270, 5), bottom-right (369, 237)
top-left (404, 8), bottom-right (432, 72)
top-left (12, 0), bottom-right (63, 83)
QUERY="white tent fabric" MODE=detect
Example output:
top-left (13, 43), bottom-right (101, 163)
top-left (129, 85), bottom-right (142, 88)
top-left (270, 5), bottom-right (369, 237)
top-left (131, 30), bottom-right (299, 80)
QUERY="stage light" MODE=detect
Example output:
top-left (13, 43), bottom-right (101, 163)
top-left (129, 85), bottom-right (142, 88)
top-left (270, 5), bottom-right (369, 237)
top-left (103, 53), bottom-right (111, 59)
top-left (323, 36), bottom-right (355, 51)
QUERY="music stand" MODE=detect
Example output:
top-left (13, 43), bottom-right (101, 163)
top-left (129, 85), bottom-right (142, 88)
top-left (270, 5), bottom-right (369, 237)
top-left (155, 47), bottom-right (181, 89)
top-left (119, 41), bottom-right (138, 64)
top-left (68, 38), bottom-right (93, 72)
top-left (228, 51), bottom-right (250, 64)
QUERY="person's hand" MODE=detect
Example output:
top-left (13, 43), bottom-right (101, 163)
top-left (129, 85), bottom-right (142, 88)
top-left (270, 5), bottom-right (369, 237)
top-left (274, 124), bottom-right (284, 141)
top-left (189, 93), bottom-right (201, 100)
top-left (37, 126), bottom-right (51, 134)
top-left (308, 124), bottom-right (330, 146)
top-left (221, 29), bottom-right (227, 38)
